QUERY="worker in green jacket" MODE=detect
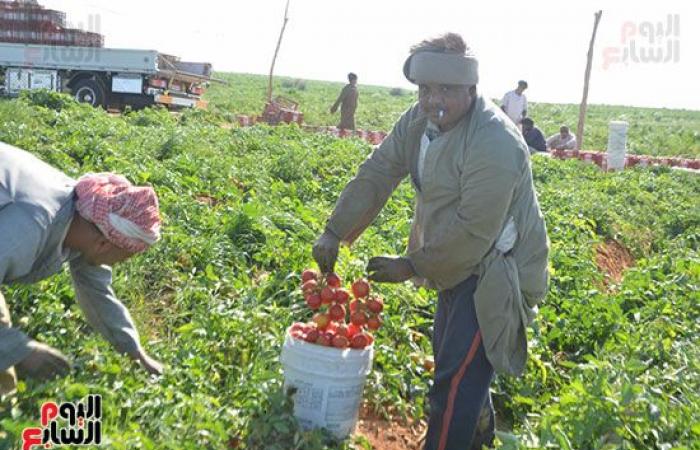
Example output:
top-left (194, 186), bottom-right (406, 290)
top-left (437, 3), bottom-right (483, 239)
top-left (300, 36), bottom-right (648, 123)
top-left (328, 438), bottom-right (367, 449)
top-left (330, 72), bottom-right (359, 130)
top-left (313, 33), bottom-right (549, 449)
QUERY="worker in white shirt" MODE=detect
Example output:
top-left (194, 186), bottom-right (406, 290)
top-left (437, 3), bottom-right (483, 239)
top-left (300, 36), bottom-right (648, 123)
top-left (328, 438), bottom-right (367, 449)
top-left (547, 125), bottom-right (577, 150)
top-left (501, 80), bottom-right (528, 124)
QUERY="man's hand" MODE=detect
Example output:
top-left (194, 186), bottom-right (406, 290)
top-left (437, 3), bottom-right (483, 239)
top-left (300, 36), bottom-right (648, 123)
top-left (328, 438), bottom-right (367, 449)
top-left (312, 230), bottom-right (341, 274)
top-left (15, 341), bottom-right (71, 380)
top-left (367, 256), bottom-right (416, 283)
top-left (129, 349), bottom-right (164, 376)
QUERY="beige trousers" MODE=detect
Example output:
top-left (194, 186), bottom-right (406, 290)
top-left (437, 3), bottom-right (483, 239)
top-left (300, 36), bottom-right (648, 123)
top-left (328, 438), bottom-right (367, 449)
top-left (0, 290), bottom-right (18, 396)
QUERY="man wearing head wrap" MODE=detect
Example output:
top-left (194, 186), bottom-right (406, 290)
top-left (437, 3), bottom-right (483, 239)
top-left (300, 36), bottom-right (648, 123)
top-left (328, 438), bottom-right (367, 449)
top-left (313, 33), bottom-right (549, 449)
top-left (0, 142), bottom-right (163, 396)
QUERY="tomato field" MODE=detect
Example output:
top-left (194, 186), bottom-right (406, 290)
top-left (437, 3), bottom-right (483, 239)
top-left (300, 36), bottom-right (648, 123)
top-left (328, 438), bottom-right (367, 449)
top-left (206, 74), bottom-right (700, 158)
top-left (0, 83), bottom-right (698, 450)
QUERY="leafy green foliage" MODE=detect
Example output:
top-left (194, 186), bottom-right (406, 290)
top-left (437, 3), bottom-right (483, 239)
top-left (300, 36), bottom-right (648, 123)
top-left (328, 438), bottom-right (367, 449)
top-left (527, 102), bottom-right (700, 158)
top-left (19, 89), bottom-right (79, 112)
top-left (205, 73), bottom-right (700, 158)
top-left (0, 90), bottom-right (698, 450)
top-left (205, 73), bottom-right (415, 132)
top-left (245, 387), bottom-right (350, 450)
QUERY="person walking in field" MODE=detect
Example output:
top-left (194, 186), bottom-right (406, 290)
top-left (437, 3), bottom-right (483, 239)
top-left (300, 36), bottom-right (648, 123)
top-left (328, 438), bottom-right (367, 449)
top-left (501, 80), bottom-right (528, 125)
top-left (313, 33), bottom-right (549, 449)
top-left (330, 72), bottom-right (359, 130)
top-left (0, 142), bottom-right (164, 397)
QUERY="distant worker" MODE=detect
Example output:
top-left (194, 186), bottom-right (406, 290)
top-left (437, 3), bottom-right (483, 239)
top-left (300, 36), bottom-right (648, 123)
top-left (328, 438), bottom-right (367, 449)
top-left (0, 143), bottom-right (164, 396)
top-left (501, 80), bottom-right (528, 124)
top-left (547, 126), bottom-right (577, 150)
top-left (521, 117), bottom-right (547, 153)
top-left (330, 72), bottom-right (359, 130)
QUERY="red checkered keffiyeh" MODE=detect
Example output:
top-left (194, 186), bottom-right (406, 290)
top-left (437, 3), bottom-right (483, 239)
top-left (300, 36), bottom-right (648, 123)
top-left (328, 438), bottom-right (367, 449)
top-left (74, 173), bottom-right (161, 253)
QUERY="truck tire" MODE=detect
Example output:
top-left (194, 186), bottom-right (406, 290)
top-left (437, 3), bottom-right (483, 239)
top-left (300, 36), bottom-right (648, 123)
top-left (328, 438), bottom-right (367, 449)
top-left (72, 78), bottom-right (106, 108)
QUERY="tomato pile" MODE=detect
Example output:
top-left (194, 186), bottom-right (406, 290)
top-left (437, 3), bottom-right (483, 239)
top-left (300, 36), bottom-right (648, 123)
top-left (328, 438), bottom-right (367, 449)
top-left (288, 269), bottom-right (384, 349)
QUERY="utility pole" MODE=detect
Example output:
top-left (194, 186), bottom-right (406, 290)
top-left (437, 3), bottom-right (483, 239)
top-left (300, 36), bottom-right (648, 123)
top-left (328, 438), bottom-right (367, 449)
top-left (268, 0), bottom-right (290, 102)
top-left (576, 10), bottom-right (603, 152)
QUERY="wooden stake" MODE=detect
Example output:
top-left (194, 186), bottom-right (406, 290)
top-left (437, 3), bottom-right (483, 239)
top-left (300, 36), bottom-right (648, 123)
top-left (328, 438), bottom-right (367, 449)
top-left (576, 10), bottom-right (603, 152)
top-left (268, 0), bottom-right (290, 102)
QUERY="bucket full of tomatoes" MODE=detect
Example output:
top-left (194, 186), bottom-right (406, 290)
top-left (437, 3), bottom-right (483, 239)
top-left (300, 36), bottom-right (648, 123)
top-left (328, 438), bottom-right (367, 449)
top-left (280, 270), bottom-right (384, 438)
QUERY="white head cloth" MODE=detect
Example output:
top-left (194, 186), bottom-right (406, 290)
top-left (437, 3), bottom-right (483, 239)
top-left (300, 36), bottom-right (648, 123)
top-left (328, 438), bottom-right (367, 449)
top-left (403, 51), bottom-right (479, 85)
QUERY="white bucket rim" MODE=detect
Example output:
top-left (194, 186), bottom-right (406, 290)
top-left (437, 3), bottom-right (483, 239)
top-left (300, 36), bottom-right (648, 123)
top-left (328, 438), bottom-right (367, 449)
top-left (282, 328), bottom-right (374, 358)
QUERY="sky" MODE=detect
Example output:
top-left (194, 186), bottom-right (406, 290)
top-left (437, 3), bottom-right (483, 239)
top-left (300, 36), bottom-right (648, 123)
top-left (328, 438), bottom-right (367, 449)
top-left (40, 0), bottom-right (699, 110)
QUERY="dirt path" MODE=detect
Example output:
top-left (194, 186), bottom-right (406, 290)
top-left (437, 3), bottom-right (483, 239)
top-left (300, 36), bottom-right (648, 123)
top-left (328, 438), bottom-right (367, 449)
top-left (595, 239), bottom-right (635, 286)
top-left (355, 407), bottom-right (427, 450)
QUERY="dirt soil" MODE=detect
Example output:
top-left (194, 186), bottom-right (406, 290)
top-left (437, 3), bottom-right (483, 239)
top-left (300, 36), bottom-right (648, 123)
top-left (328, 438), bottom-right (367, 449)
top-left (595, 239), bottom-right (635, 285)
top-left (355, 406), bottom-right (427, 450)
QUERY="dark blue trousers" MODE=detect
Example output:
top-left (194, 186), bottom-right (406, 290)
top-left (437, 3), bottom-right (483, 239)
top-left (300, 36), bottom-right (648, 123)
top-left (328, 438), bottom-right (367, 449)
top-left (424, 275), bottom-right (495, 450)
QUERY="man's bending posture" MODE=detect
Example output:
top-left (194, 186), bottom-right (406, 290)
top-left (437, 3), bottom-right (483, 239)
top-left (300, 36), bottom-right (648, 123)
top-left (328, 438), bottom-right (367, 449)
top-left (1, 142), bottom-right (163, 396)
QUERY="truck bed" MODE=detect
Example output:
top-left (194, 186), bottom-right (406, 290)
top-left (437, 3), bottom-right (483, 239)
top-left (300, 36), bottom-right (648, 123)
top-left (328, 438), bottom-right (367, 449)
top-left (0, 42), bottom-right (211, 82)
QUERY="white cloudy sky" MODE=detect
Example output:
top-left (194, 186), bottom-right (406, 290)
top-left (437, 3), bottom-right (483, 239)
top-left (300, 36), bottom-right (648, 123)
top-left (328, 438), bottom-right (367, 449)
top-left (42, 0), bottom-right (698, 110)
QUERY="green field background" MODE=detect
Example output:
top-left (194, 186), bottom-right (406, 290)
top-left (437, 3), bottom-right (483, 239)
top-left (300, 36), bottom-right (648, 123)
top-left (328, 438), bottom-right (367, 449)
top-left (0, 86), bottom-right (698, 450)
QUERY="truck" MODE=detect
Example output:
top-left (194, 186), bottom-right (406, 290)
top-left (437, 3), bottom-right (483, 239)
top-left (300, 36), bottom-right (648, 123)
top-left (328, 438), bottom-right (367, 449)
top-left (0, 42), bottom-right (212, 109)
top-left (0, 0), bottom-right (212, 109)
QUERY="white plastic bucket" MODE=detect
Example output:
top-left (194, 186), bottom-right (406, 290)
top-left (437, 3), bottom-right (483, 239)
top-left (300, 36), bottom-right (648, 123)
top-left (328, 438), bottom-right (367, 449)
top-left (280, 330), bottom-right (374, 439)
top-left (607, 121), bottom-right (629, 171)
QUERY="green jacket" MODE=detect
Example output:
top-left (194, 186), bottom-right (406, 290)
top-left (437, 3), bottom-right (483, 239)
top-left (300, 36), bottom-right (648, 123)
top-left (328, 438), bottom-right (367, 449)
top-left (326, 95), bottom-right (549, 375)
top-left (332, 84), bottom-right (358, 130)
